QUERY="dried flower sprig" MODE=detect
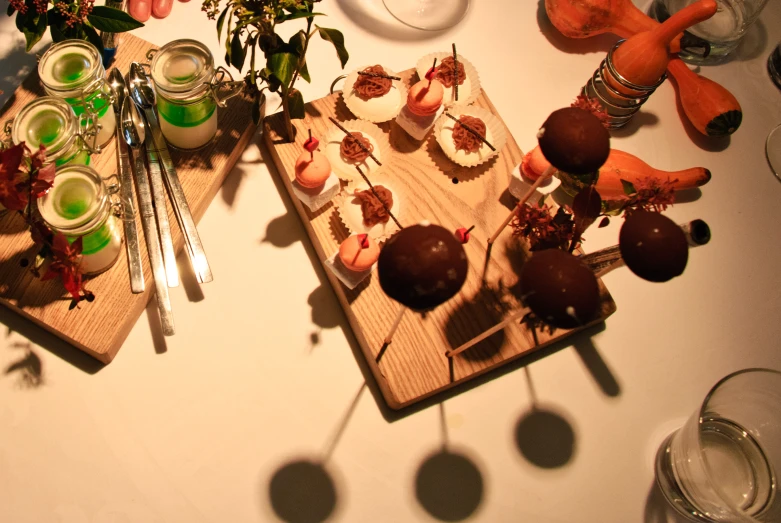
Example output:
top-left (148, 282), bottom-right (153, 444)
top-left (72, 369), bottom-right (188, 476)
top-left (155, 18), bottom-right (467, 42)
top-left (0, 142), bottom-right (94, 310)
top-left (571, 94), bottom-right (611, 128)
top-left (620, 176), bottom-right (677, 216)
top-left (511, 202), bottom-right (575, 252)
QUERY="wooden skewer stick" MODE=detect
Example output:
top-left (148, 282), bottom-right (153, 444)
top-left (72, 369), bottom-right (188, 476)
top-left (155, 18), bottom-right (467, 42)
top-left (445, 113), bottom-right (496, 151)
top-left (384, 306), bottom-right (407, 344)
top-left (487, 165), bottom-right (556, 245)
top-left (328, 117), bottom-right (382, 166)
top-left (358, 71), bottom-right (401, 81)
top-left (446, 306), bottom-right (531, 358)
top-left (452, 43), bottom-right (459, 102)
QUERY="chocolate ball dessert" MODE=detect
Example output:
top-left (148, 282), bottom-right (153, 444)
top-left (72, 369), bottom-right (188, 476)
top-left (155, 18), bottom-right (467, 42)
top-left (538, 107), bottom-right (610, 175)
top-left (378, 223), bottom-right (468, 311)
top-left (619, 211), bottom-right (688, 282)
top-left (520, 249), bottom-right (600, 329)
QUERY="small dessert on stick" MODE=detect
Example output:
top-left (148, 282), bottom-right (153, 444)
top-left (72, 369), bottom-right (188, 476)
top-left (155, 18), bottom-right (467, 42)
top-left (378, 223), bottom-right (469, 347)
top-left (326, 233), bottom-right (382, 290)
top-left (618, 210), bottom-right (690, 282)
top-left (396, 61), bottom-right (446, 141)
top-left (485, 108), bottom-right (610, 279)
top-left (292, 129), bottom-right (339, 212)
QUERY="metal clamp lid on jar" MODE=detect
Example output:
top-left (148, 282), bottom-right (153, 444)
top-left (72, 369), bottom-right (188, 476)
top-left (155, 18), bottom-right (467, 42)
top-left (4, 97), bottom-right (103, 158)
top-left (145, 40), bottom-right (244, 107)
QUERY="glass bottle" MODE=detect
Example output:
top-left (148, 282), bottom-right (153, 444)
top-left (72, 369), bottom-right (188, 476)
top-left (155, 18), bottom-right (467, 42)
top-left (149, 39), bottom-right (244, 150)
top-left (37, 165), bottom-right (123, 275)
top-left (38, 39), bottom-right (115, 148)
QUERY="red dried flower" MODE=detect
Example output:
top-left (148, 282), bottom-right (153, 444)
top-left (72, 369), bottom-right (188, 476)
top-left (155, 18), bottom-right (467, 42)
top-left (511, 203), bottom-right (575, 251)
top-left (571, 95), bottom-right (610, 128)
top-left (622, 176), bottom-right (677, 216)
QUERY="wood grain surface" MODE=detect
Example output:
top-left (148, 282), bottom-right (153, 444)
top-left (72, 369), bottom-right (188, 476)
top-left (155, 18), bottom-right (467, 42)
top-left (0, 33), bottom-right (257, 363)
top-left (263, 68), bottom-right (617, 410)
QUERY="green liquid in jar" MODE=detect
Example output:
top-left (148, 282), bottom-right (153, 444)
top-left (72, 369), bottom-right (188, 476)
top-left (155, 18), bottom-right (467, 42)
top-left (27, 110), bottom-right (65, 146)
top-left (54, 177), bottom-right (95, 219)
top-left (53, 53), bottom-right (90, 84)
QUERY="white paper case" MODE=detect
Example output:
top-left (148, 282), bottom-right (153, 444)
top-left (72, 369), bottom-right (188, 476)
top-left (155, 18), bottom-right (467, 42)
top-left (324, 119), bottom-right (391, 183)
top-left (434, 106), bottom-right (506, 167)
top-left (415, 52), bottom-right (481, 108)
top-left (343, 65), bottom-right (407, 123)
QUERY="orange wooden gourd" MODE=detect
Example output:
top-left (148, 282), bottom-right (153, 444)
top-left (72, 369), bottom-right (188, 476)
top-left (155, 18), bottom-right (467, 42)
top-left (593, 149), bottom-right (711, 199)
top-left (610, 0), bottom-right (717, 88)
top-left (544, 0), bottom-right (682, 53)
top-left (667, 58), bottom-right (743, 136)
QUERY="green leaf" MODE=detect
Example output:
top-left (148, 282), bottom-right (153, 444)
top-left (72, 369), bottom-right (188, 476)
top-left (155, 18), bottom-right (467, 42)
top-left (216, 6), bottom-right (230, 43)
top-left (87, 6), bottom-right (144, 32)
top-left (231, 32), bottom-right (245, 71)
top-left (288, 30), bottom-right (306, 56)
top-left (7, 4), bottom-right (15, 16)
top-left (620, 179), bottom-right (637, 196)
top-left (598, 216), bottom-right (610, 228)
top-left (249, 36), bottom-right (257, 85)
top-left (277, 11), bottom-right (325, 23)
top-left (299, 61), bottom-right (310, 83)
top-left (268, 52), bottom-right (297, 87)
top-left (50, 22), bottom-right (67, 43)
top-left (83, 23), bottom-right (105, 55)
top-left (287, 89), bottom-right (305, 120)
top-left (18, 11), bottom-right (47, 52)
top-left (315, 26), bottom-right (348, 68)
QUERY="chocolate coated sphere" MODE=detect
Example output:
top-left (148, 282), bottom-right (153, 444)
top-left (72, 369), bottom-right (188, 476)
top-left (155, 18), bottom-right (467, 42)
top-left (538, 107), bottom-right (610, 175)
top-left (619, 211), bottom-right (688, 282)
top-left (520, 249), bottom-right (600, 329)
top-left (378, 223), bottom-right (468, 311)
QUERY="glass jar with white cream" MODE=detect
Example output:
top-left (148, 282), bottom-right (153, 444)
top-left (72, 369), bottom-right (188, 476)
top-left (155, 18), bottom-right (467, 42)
top-left (149, 39), bottom-right (244, 150)
top-left (38, 40), bottom-right (115, 148)
top-left (38, 165), bottom-right (123, 275)
top-left (10, 97), bottom-right (97, 167)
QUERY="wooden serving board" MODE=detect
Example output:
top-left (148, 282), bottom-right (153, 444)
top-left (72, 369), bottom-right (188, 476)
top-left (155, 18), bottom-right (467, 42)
top-left (263, 69), bottom-right (617, 410)
top-left (0, 33), bottom-right (257, 363)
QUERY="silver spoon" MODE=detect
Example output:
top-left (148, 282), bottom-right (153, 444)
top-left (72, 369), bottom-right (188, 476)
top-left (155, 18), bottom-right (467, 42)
top-left (125, 67), bottom-right (179, 288)
top-left (127, 62), bottom-right (213, 284)
top-left (122, 99), bottom-right (175, 336)
top-left (106, 69), bottom-right (144, 293)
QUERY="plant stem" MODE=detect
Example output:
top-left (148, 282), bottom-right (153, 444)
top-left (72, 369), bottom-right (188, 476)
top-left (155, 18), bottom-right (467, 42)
top-left (280, 12), bottom-right (315, 142)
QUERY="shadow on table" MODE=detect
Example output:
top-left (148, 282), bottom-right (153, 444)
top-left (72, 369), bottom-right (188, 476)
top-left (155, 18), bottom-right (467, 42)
top-left (514, 367), bottom-right (577, 469)
top-left (415, 402), bottom-right (484, 521)
top-left (265, 385), bottom-right (367, 522)
top-left (644, 480), bottom-right (692, 523)
top-left (334, 0), bottom-right (459, 43)
top-left (0, 309), bottom-right (103, 375)
top-left (3, 339), bottom-right (44, 388)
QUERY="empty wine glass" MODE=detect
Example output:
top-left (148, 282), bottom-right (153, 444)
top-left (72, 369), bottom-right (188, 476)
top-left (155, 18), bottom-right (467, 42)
top-left (383, 0), bottom-right (470, 30)
top-left (767, 42), bottom-right (780, 181)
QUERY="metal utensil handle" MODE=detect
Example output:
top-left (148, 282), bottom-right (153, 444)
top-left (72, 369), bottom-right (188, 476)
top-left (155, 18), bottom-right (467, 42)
top-left (129, 144), bottom-right (174, 335)
top-left (115, 125), bottom-right (145, 293)
top-left (143, 108), bottom-right (213, 284)
top-left (140, 107), bottom-right (180, 288)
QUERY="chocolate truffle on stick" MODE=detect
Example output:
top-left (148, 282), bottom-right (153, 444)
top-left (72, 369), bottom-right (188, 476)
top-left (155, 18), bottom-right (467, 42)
top-left (483, 108), bottom-right (610, 280)
top-left (378, 223), bottom-right (469, 347)
top-left (619, 211), bottom-right (689, 282)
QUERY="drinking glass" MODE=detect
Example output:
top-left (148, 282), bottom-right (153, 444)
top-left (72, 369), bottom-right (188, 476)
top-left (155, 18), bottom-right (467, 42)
top-left (383, 0), bottom-right (470, 30)
top-left (650, 0), bottom-right (770, 64)
top-left (655, 369), bottom-right (781, 522)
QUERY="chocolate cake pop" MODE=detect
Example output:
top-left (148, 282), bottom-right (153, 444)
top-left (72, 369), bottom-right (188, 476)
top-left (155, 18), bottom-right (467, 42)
top-left (619, 211), bottom-right (688, 282)
top-left (520, 249), bottom-right (600, 329)
top-left (378, 223), bottom-right (468, 311)
top-left (538, 107), bottom-right (610, 175)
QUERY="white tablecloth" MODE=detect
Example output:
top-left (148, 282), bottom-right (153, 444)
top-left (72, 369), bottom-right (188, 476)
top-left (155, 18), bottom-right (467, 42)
top-left (2, 1), bottom-right (781, 521)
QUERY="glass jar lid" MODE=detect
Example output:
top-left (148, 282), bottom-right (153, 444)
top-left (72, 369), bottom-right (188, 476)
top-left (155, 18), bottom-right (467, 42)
top-left (151, 39), bottom-right (215, 100)
top-left (11, 97), bottom-right (78, 156)
top-left (38, 40), bottom-right (102, 92)
top-left (38, 164), bottom-right (107, 232)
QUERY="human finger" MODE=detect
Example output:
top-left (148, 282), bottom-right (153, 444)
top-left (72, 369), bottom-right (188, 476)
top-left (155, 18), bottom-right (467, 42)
top-left (151, 0), bottom-right (174, 18)
top-left (127, 0), bottom-right (152, 22)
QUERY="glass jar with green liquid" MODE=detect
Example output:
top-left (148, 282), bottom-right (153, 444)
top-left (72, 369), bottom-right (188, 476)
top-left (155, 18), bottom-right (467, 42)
top-left (38, 40), bottom-right (115, 149)
top-left (37, 165), bottom-right (123, 275)
top-left (149, 39), bottom-right (244, 150)
top-left (9, 97), bottom-right (97, 167)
